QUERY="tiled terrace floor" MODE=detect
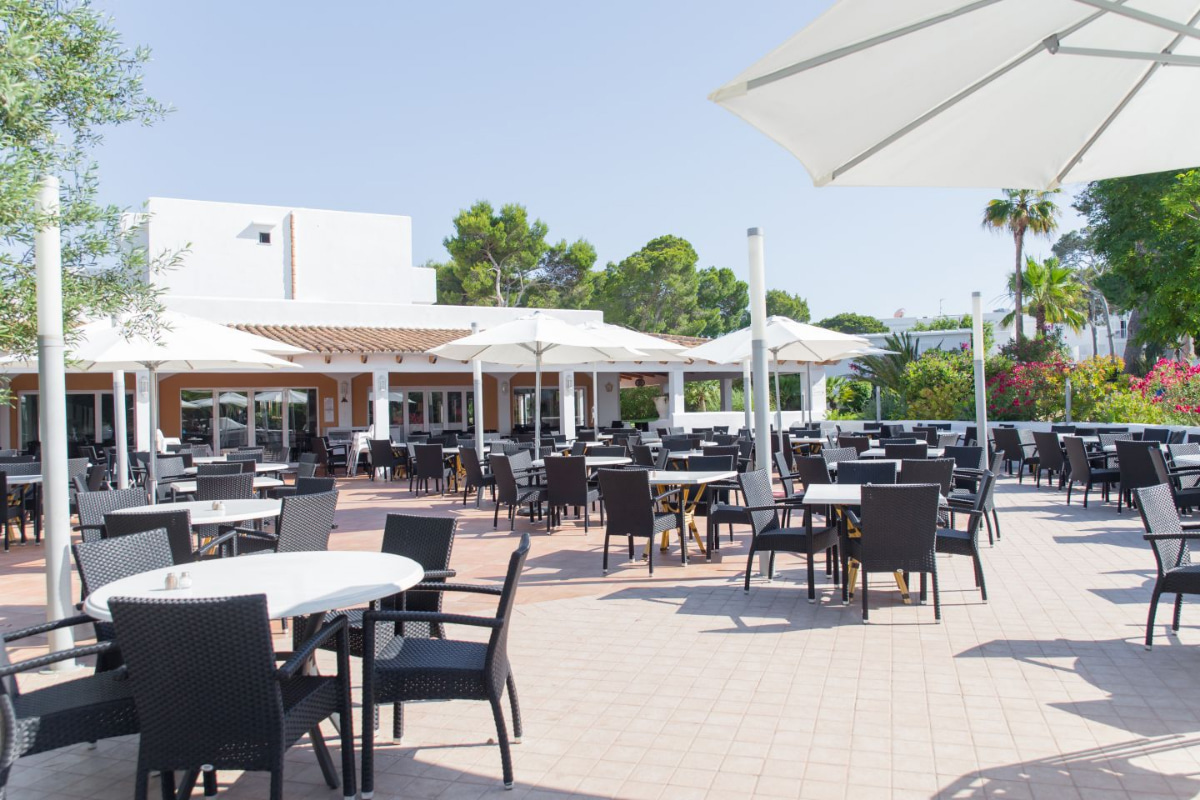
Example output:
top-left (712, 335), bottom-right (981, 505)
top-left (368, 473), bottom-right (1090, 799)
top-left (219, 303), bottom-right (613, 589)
top-left (4, 470), bottom-right (1200, 799)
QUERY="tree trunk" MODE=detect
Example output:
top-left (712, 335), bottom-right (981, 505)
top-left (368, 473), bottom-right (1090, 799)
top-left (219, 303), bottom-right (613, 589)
top-left (1013, 226), bottom-right (1026, 343)
top-left (1182, 334), bottom-right (1195, 362)
top-left (1090, 299), bottom-right (1099, 358)
top-left (1123, 307), bottom-right (1143, 374)
top-left (1036, 308), bottom-right (1046, 337)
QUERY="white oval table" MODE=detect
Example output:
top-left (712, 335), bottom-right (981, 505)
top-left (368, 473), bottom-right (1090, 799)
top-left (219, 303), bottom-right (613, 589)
top-left (2, 474), bottom-right (42, 485)
top-left (108, 498), bottom-right (282, 526)
top-left (530, 456), bottom-right (631, 468)
top-left (183, 461), bottom-right (290, 475)
top-left (84, 551), bottom-right (425, 623)
top-left (168, 477), bottom-right (284, 496)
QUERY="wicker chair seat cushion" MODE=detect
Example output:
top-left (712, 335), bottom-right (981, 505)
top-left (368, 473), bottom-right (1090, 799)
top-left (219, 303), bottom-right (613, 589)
top-left (371, 638), bottom-right (491, 701)
top-left (314, 607), bottom-right (437, 658)
top-left (753, 525), bottom-right (838, 553)
top-left (515, 486), bottom-right (546, 505)
top-left (279, 676), bottom-right (341, 749)
top-left (1160, 563), bottom-right (1200, 595)
top-left (934, 527), bottom-right (975, 556)
top-left (12, 672), bottom-right (138, 757)
top-left (651, 513), bottom-right (678, 535)
top-left (1087, 467), bottom-right (1121, 480)
top-left (708, 503), bottom-right (749, 526)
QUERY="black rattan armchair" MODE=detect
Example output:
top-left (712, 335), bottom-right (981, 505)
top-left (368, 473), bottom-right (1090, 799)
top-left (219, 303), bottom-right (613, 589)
top-left (1134, 484), bottom-right (1200, 649)
top-left (0, 616), bottom-right (138, 799)
top-left (314, 436), bottom-right (347, 477)
top-left (837, 435), bottom-right (871, 455)
top-left (1063, 436), bottom-right (1119, 509)
top-left (205, 490), bottom-right (338, 556)
top-left (544, 455), bottom-right (602, 532)
top-left (460, 445), bottom-right (495, 508)
top-left (102, 508), bottom-right (196, 565)
top-left (195, 462), bottom-right (242, 476)
top-left (362, 535), bottom-right (530, 793)
top-left (413, 443), bottom-right (452, 496)
top-left (489, 453), bottom-right (545, 531)
top-left (1116, 439), bottom-right (1163, 513)
top-left (369, 439), bottom-right (402, 482)
top-left (837, 460), bottom-right (897, 485)
top-left (1030, 431), bottom-right (1067, 489)
top-left (597, 468), bottom-right (679, 575)
top-left (884, 443), bottom-right (928, 460)
top-left (936, 471), bottom-right (995, 602)
top-left (74, 486), bottom-right (146, 542)
top-left (111, 595), bottom-right (355, 800)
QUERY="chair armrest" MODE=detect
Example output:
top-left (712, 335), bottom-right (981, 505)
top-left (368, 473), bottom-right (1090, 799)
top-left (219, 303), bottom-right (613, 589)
top-left (3, 614), bottom-right (98, 642)
top-left (407, 581), bottom-right (501, 596)
top-left (420, 569), bottom-right (457, 581)
top-left (72, 522), bottom-right (105, 535)
top-left (740, 504), bottom-right (785, 512)
top-left (0, 642), bottom-right (117, 678)
top-left (277, 615), bottom-right (347, 680)
top-left (1145, 531), bottom-right (1200, 541)
top-left (363, 608), bottom-right (502, 629)
top-left (1180, 522), bottom-right (1200, 531)
top-left (652, 487), bottom-right (682, 503)
top-left (197, 528), bottom-right (277, 556)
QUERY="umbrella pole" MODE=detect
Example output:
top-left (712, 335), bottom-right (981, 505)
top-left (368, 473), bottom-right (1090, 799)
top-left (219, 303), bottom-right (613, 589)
top-left (113, 370), bottom-right (129, 489)
top-left (592, 369), bottom-right (599, 429)
top-left (147, 364), bottom-right (159, 503)
top-left (35, 175), bottom-right (75, 666)
top-left (805, 364), bottom-right (814, 426)
top-left (773, 352), bottom-right (784, 452)
top-left (534, 351), bottom-right (542, 447)
top-left (972, 292), bottom-right (989, 452)
top-left (748, 229), bottom-right (771, 472)
top-left (471, 323), bottom-right (484, 460)
top-left (742, 359), bottom-right (752, 434)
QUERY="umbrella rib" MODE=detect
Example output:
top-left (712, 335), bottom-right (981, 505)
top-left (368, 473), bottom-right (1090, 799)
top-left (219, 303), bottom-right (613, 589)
top-left (1053, 5), bottom-right (1200, 187)
top-left (822, 6), bottom-right (1110, 186)
top-left (1070, 0), bottom-right (1200, 40)
top-left (739, 0), bottom-right (1002, 94)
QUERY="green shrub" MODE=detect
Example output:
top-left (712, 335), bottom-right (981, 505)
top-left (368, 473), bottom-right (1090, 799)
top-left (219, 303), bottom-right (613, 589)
top-left (904, 349), bottom-right (974, 420)
top-left (620, 386), bottom-right (660, 420)
top-left (1094, 389), bottom-right (1165, 424)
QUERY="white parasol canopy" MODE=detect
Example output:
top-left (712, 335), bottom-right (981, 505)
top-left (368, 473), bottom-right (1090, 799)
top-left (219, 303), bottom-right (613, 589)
top-left (428, 312), bottom-right (647, 443)
top-left (709, 0), bottom-right (1200, 190)
top-left (578, 321), bottom-right (689, 429)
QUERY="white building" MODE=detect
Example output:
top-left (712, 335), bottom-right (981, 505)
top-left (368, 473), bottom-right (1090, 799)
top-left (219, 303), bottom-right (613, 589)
top-left (3, 198), bottom-right (824, 454)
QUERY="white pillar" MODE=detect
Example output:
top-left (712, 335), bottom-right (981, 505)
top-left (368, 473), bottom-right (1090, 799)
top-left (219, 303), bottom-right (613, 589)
top-left (112, 370), bottom-right (129, 489)
top-left (748, 228), bottom-right (771, 471)
top-left (534, 354), bottom-right (543, 444)
top-left (972, 292), bottom-right (989, 451)
top-left (34, 175), bottom-right (74, 665)
top-left (721, 378), bottom-right (733, 412)
top-left (471, 322), bottom-right (485, 456)
top-left (742, 359), bottom-right (752, 433)
top-left (135, 370), bottom-right (151, 451)
top-left (372, 369), bottom-right (389, 441)
top-left (592, 370), bottom-right (600, 428)
top-left (494, 372), bottom-right (514, 435)
top-left (667, 369), bottom-right (686, 426)
top-left (559, 371), bottom-right (576, 440)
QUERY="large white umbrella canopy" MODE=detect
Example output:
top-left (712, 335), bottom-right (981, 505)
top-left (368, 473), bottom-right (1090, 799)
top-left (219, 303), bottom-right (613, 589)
top-left (428, 312), bottom-right (648, 443)
top-left (684, 317), bottom-right (870, 442)
top-left (709, 0), bottom-right (1200, 190)
top-left (578, 321), bottom-right (689, 430)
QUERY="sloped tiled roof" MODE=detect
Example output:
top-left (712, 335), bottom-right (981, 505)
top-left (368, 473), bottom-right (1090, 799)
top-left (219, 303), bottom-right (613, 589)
top-left (232, 324), bottom-right (707, 356)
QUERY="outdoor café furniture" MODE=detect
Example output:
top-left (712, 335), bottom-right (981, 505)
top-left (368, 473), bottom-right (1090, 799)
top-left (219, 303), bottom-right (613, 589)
top-left (315, 436), bottom-right (348, 477)
top-left (644, 467), bottom-right (738, 562)
top-left (204, 491), bottom-right (338, 556)
top-left (544, 455), bottom-right (603, 532)
top-left (838, 483), bottom-right (944, 622)
top-left (1116, 439), bottom-right (1164, 513)
top-left (739, 468), bottom-right (840, 602)
top-left (1134, 483), bottom-right (1200, 650)
top-left (598, 468), bottom-right (680, 575)
top-left (530, 455), bottom-right (631, 470)
top-left (195, 462), bottom-right (242, 476)
top-left (837, 460), bottom-right (897, 485)
top-left (937, 432), bottom-right (961, 448)
top-left (0, 615), bottom-right (139, 800)
top-left (947, 453), bottom-right (1004, 545)
top-left (170, 475), bottom-right (282, 497)
top-left (899, 459), bottom-right (954, 497)
top-left (586, 445), bottom-right (628, 459)
top-left (74, 486), bottom-right (147, 541)
top-left (1142, 427), bottom-right (1172, 443)
top-left (185, 460), bottom-right (290, 475)
top-left (822, 447), bottom-right (858, 466)
top-left (1030, 431), bottom-right (1067, 489)
top-left (937, 471), bottom-right (995, 602)
top-left (109, 497), bottom-right (283, 531)
top-left (490, 453), bottom-right (546, 530)
top-left (460, 445), bottom-right (496, 507)
top-left (836, 435), bottom-right (870, 455)
top-left (1148, 448), bottom-right (1200, 515)
top-left (992, 427), bottom-right (1038, 480)
top-left (110, 594), bottom-right (355, 800)
top-left (1, 472), bottom-right (34, 551)
top-left (369, 438), bottom-right (403, 481)
top-left (102, 508), bottom-right (196, 566)
top-left (413, 443), bottom-right (453, 496)
top-left (884, 443), bottom-right (929, 460)
top-left (361, 535), bottom-right (530, 795)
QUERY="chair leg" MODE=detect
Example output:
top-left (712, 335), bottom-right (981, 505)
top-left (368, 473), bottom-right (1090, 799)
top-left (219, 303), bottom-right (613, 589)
top-left (507, 672), bottom-right (524, 743)
top-left (159, 770), bottom-right (176, 800)
top-left (861, 569), bottom-right (869, 622)
top-left (1146, 588), bottom-right (1162, 649)
top-left (931, 566), bottom-right (941, 622)
top-left (488, 694), bottom-right (515, 789)
top-left (270, 768), bottom-right (284, 800)
top-left (991, 509), bottom-right (1001, 541)
top-left (202, 765), bottom-right (218, 798)
top-left (974, 549), bottom-right (988, 602)
top-left (1173, 593), bottom-right (1183, 633)
top-left (743, 542), bottom-right (756, 593)
top-left (309, 727), bottom-right (340, 789)
top-left (806, 546), bottom-right (816, 603)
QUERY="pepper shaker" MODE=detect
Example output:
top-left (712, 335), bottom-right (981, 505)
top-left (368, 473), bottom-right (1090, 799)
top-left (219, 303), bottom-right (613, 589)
top-left (164, 572), bottom-right (179, 590)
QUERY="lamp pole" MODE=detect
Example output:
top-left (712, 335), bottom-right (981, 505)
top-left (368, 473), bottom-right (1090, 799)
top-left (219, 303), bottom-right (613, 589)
top-left (747, 228), bottom-right (771, 472)
top-left (972, 292), bottom-right (989, 452)
top-left (471, 322), bottom-right (484, 459)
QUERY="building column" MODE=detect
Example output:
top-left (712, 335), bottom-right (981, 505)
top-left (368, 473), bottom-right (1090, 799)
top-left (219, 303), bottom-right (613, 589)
top-left (135, 369), bottom-right (151, 451)
top-left (597, 372), bottom-right (620, 427)
top-left (667, 369), bottom-right (685, 425)
top-left (721, 378), bottom-right (733, 412)
top-left (493, 372), bottom-right (515, 435)
top-left (559, 371), bottom-right (576, 440)
top-left (372, 369), bottom-right (390, 440)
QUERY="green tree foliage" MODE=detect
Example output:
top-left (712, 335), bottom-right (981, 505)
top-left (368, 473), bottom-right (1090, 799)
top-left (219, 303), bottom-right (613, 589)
top-left (0, 0), bottom-right (172, 385)
top-left (684, 380), bottom-right (720, 412)
top-left (850, 332), bottom-right (922, 415)
top-left (816, 312), bottom-right (887, 334)
top-left (595, 235), bottom-right (708, 335)
top-left (695, 266), bottom-right (748, 337)
top-left (825, 375), bottom-right (871, 418)
top-left (1002, 256), bottom-right (1086, 336)
top-left (437, 200), bottom-right (596, 308)
top-left (982, 189), bottom-right (1061, 343)
top-left (765, 289), bottom-right (810, 322)
top-left (619, 385), bottom-right (660, 420)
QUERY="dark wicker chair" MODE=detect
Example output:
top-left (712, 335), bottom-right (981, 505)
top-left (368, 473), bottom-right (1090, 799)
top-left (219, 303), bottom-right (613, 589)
top-left (1063, 436), bottom-right (1119, 509)
top-left (0, 616), bottom-right (138, 798)
top-left (544, 456), bottom-right (602, 532)
top-left (195, 473), bottom-right (254, 501)
top-left (837, 460), bottom-right (897, 485)
top-left (837, 435), bottom-right (870, 455)
top-left (111, 595), bottom-right (354, 800)
top-left (208, 490), bottom-right (338, 556)
top-left (270, 475), bottom-right (334, 499)
top-left (74, 487), bottom-right (146, 542)
top-left (936, 471), bottom-right (995, 602)
top-left (631, 444), bottom-right (656, 467)
top-left (738, 469), bottom-right (839, 602)
top-left (102, 508), bottom-right (196, 566)
top-left (900, 459), bottom-right (954, 496)
top-left (196, 462), bottom-right (242, 476)
top-left (1116, 439), bottom-right (1164, 513)
top-left (912, 426), bottom-right (939, 446)
top-left (228, 449), bottom-right (263, 463)
top-left (993, 427), bottom-right (1039, 480)
top-left (0, 474), bottom-right (29, 552)
top-left (362, 534), bottom-right (530, 793)
top-left (597, 469), bottom-right (679, 575)
top-left (1142, 427), bottom-right (1172, 443)
top-left (460, 445), bottom-right (495, 507)
top-left (845, 483), bottom-right (942, 622)
top-left (883, 443), bottom-right (928, 460)
top-left (413, 444), bottom-right (452, 496)
top-left (489, 453), bottom-right (545, 530)
top-left (1134, 484), bottom-right (1200, 649)
top-left (937, 432), bottom-right (962, 448)
top-left (1030, 431), bottom-right (1068, 489)
top-left (1148, 448), bottom-right (1200, 514)
top-left (588, 446), bottom-right (627, 459)
top-left (314, 436), bottom-right (347, 477)
top-left (369, 439), bottom-right (402, 482)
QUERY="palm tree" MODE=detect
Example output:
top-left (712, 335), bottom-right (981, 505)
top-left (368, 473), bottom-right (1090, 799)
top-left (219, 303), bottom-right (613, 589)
top-left (851, 332), bottom-right (921, 414)
top-left (1002, 256), bottom-right (1087, 337)
top-left (982, 189), bottom-right (1061, 343)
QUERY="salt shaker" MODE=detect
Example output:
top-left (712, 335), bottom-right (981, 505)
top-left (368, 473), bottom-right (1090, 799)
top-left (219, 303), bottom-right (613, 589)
top-left (178, 571), bottom-right (193, 589)
top-left (164, 572), bottom-right (179, 590)
top-left (211, 500), bottom-right (221, 510)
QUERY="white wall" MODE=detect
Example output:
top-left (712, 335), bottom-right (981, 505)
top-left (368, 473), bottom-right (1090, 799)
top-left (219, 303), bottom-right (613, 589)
top-left (135, 197), bottom-right (433, 304)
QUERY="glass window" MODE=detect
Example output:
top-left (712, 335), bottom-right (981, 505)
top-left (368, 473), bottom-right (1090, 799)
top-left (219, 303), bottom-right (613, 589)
top-left (181, 390), bottom-right (213, 447)
top-left (408, 391), bottom-right (425, 428)
top-left (100, 392), bottom-right (135, 445)
top-left (65, 394), bottom-right (96, 447)
top-left (388, 391), bottom-right (404, 429)
top-left (218, 391), bottom-right (249, 449)
top-left (255, 390), bottom-right (284, 453)
top-left (447, 392), bottom-right (464, 426)
top-left (18, 394), bottom-right (38, 450)
top-left (428, 391), bottom-right (443, 425)
top-left (466, 391), bottom-right (476, 429)
top-left (288, 389), bottom-right (317, 453)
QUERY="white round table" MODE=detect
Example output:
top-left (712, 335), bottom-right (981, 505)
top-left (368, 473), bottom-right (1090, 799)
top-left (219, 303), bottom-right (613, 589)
top-left (183, 462), bottom-right (289, 475)
top-left (168, 477), bottom-right (284, 495)
top-left (108, 498), bottom-right (282, 526)
top-left (84, 551), bottom-right (425, 622)
top-left (2, 474), bottom-right (42, 485)
top-left (530, 456), bottom-right (632, 468)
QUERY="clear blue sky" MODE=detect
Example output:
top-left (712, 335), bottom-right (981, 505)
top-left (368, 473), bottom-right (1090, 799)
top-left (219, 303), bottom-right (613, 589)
top-left (95, 0), bottom-right (1085, 321)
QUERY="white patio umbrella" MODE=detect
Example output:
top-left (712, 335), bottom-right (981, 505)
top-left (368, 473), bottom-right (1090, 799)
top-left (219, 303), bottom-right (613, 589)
top-left (710, 0), bottom-right (1200, 450)
top-left (428, 312), bottom-right (647, 444)
top-left (578, 321), bottom-right (689, 430)
top-left (684, 317), bottom-right (869, 447)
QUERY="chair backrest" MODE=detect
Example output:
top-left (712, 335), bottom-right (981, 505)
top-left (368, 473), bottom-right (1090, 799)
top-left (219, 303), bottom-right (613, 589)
top-left (77, 487), bottom-right (147, 535)
top-left (483, 533), bottom-right (531, 688)
top-left (1168, 442), bottom-right (1200, 463)
top-left (195, 473), bottom-right (254, 501)
top-left (688, 455), bottom-right (733, 472)
top-left (1062, 436), bottom-right (1095, 480)
top-left (703, 445), bottom-right (739, 462)
top-left (110, 594), bottom-right (284, 772)
top-left (1098, 432), bottom-right (1135, 450)
top-left (885, 443), bottom-right (928, 460)
top-left (577, 430), bottom-right (597, 442)
top-left (545, 456), bottom-right (589, 506)
top-left (295, 459), bottom-right (319, 480)
top-left (1116, 439), bottom-right (1163, 494)
top-left (155, 456), bottom-right (187, 480)
top-left (370, 439), bottom-right (396, 467)
top-left (1135, 483), bottom-right (1191, 578)
top-left (943, 445), bottom-right (984, 470)
top-left (822, 447), bottom-right (858, 466)
top-left (0, 461), bottom-right (39, 477)
top-left (912, 427), bottom-right (939, 446)
top-left (1169, 429), bottom-right (1187, 444)
top-left (858, 484), bottom-right (940, 571)
top-left (414, 444), bottom-right (446, 478)
top-left (459, 445), bottom-right (486, 484)
top-left (72, 528), bottom-right (175, 598)
top-left (103, 509), bottom-right (195, 566)
top-left (597, 469), bottom-right (656, 538)
top-left (1051, 424), bottom-right (1076, 433)
top-left (792, 455), bottom-right (831, 487)
top-left (294, 477), bottom-right (336, 495)
top-left (588, 446), bottom-right (627, 458)
top-left (227, 450), bottom-right (263, 464)
top-left (837, 460), bottom-right (897, 485)
top-left (899, 458), bottom-right (954, 495)
top-left (569, 441), bottom-right (587, 456)
top-left (713, 434), bottom-right (738, 446)
top-left (661, 436), bottom-right (692, 453)
top-left (630, 444), bottom-right (655, 467)
top-left (382, 513), bottom-right (456, 570)
top-left (197, 462), bottom-right (242, 476)
top-left (85, 463), bottom-right (107, 491)
top-left (836, 435), bottom-right (870, 454)
top-left (937, 432), bottom-right (961, 448)
top-left (272, 491), bottom-right (338, 553)
top-left (737, 469), bottom-right (780, 536)
top-left (774, 452), bottom-right (797, 497)
top-left (991, 427), bottom-right (1025, 457)
top-left (1031, 431), bottom-right (1066, 471)
top-left (489, 454), bottom-right (522, 503)
top-left (1141, 427), bottom-right (1171, 443)
top-left (880, 437), bottom-right (919, 446)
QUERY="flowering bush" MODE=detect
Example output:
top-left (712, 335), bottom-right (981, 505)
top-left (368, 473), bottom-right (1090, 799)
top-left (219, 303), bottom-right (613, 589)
top-left (986, 359), bottom-right (1069, 421)
top-left (1133, 359), bottom-right (1200, 425)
